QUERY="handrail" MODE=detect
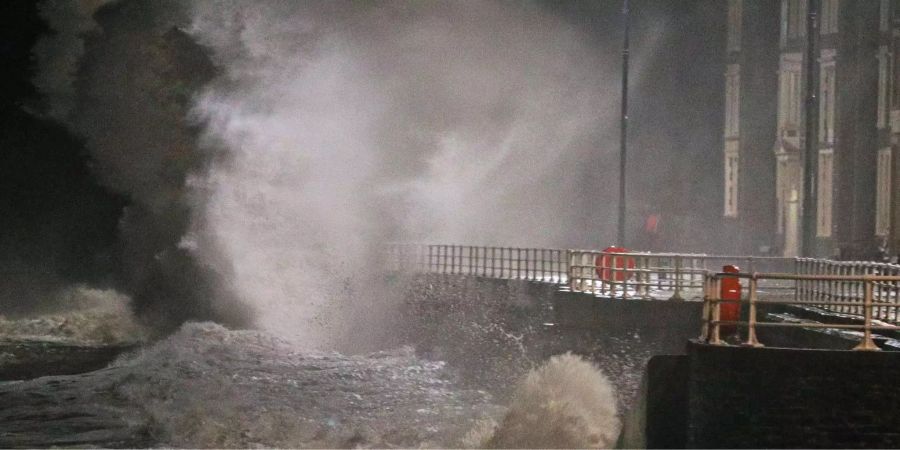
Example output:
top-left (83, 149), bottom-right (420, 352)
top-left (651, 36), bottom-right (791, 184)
top-left (388, 243), bottom-right (900, 350)
top-left (701, 271), bottom-right (900, 351)
top-left (386, 243), bottom-right (896, 307)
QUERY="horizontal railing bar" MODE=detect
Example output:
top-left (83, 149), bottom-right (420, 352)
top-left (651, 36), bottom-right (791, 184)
top-left (708, 320), bottom-right (900, 331)
top-left (714, 272), bottom-right (900, 282)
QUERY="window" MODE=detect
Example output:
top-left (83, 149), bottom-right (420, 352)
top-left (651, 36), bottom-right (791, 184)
top-left (819, 51), bottom-right (836, 144)
top-left (817, 150), bottom-right (834, 237)
top-left (724, 141), bottom-right (739, 218)
top-left (876, 148), bottom-right (892, 236)
top-left (725, 64), bottom-right (741, 138)
top-left (727, 0), bottom-right (742, 52)
top-left (786, 0), bottom-right (806, 39)
top-left (779, 54), bottom-right (803, 132)
top-left (878, 46), bottom-right (892, 129)
top-left (822, 0), bottom-right (839, 34)
top-left (776, 153), bottom-right (802, 234)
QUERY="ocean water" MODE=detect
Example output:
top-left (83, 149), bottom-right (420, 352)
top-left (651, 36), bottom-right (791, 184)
top-left (0, 322), bottom-right (502, 448)
top-left (0, 277), bottom-right (630, 448)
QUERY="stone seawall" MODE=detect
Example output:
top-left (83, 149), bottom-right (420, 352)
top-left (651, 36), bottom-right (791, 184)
top-left (686, 342), bottom-right (900, 448)
top-left (393, 274), bottom-right (703, 411)
top-left (629, 342), bottom-right (900, 448)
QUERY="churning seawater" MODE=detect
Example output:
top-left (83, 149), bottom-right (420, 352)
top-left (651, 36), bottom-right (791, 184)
top-left (0, 322), bottom-right (499, 448)
top-left (0, 318), bottom-right (622, 448)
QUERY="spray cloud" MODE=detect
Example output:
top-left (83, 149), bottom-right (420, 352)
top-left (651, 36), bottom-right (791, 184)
top-left (33, 0), bottom-right (666, 342)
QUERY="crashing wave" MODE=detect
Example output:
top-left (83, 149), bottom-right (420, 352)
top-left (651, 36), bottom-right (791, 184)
top-left (471, 352), bottom-right (621, 449)
top-left (0, 285), bottom-right (146, 346)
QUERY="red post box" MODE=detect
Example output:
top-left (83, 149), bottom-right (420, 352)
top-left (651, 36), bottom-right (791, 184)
top-left (719, 265), bottom-right (741, 334)
top-left (595, 246), bottom-right (636, 282)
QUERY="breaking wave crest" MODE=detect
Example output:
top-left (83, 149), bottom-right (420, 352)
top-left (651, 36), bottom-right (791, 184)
top-left (109, 322), bottom-right (499, 448)
top-left (471, 352), bottom-right (621, 449)
top-left (0, 285), bottom-right (146, 346)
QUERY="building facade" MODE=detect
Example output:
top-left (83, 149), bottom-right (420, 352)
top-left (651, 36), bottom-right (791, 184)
top-left (722, 0), bottom-right (781, 255)
top-left (724, 0), bottom-right (899, 259)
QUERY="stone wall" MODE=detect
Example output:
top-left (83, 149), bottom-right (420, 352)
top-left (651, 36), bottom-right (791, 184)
top-left (686, 342), bottom-right (900, 448)
top-left (392, 275), bottom-right (703, 411)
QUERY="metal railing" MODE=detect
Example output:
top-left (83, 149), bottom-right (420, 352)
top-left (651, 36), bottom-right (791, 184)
top-left (386, 244), bottom-right (569, 282)
top-left (701, 271), bottom-right (900, 351)
top-left (388, 244), bottom-right (898, 315)
top-left (566, 250), bottom-right (795, 300)
top-left (388, 243), bottom-right (900, 349)
top-left (795, 258), bottom-right (900, 322)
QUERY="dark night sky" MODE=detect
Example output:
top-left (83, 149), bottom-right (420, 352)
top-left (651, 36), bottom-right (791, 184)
top-left (0, 0), bottom-right (726, 312)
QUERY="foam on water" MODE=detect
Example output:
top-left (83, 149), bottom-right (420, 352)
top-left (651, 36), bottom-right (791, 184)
top-left (482, 352), bottom-right (621, 448)
top-left (0, 322), bottom-right (501, 447)
top-left (0, 322), bottom-right (622, 448)
top-left (0, 285), bottom-right (146, 346)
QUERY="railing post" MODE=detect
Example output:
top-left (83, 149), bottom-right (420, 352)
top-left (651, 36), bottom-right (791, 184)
top-left (568, 251), bottom-right (577, 292)
top-left (744, 274), bottom-right (763, 347)
top-left (711, 276), bottom-right (722, 345)
top-left (640, 255), bottom-right (651, 299)
top-left (853, 278), bottom-right (880, 351)
top-left (670, 256), bottom-right (684, 301)
top-left (541, 249), bottom-right (547, 281)
top-left (701, 274), bottom-right (711, 341)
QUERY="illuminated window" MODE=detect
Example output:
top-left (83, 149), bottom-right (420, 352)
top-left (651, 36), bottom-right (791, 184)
top-left (876, 148), bottom-right (892, 236)
top-left (775, 153), bottom-right (802, 234)
top-left (778, 54), bottom-right (803, 132)
top-left (724, 141), bottom-right (739, 218)
top-left (725, 64), bottom-right (740, 138)
top-left (816, 150), bottom-right (834, 237)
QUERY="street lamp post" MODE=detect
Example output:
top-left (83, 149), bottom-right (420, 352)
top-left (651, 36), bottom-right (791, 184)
top-left (802, 0), bottom-right (820, 257)
top-left (617, 0), bottom-right (630, 247)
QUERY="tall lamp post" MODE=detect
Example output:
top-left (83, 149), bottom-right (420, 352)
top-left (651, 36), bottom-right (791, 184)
top-left (617, 0), bottom-right (630, 247)
top-left (802, 0), bottom-right (820, 257)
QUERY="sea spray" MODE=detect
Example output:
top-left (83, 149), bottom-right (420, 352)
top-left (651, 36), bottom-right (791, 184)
top-left (477, 352), bottom-right (621, 448)
top-left (0, 285), bottom-right (146, 346)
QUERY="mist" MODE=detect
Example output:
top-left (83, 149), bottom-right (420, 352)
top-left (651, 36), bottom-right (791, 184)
top-left (184, 1), bottom-right (661, 345)
top-left (24, 0), bottom-right (730, 340)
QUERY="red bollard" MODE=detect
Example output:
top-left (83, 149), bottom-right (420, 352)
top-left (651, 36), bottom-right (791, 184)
top-left (719, 265), bottom-right (741, 336)
top-left (595, 246), bottom-right (636, 282)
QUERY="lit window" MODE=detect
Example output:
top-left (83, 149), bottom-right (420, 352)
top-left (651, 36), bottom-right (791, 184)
top-left (775, 153), bottom-right (802, 234)
top-left (724, 141), bottom-right (739, 218)
top-left (816, 150), bottom-right (834, 237)
top-left (778, 54), bottom-right (803, 132)
top-left (876, 148), bottom-right (892, 236)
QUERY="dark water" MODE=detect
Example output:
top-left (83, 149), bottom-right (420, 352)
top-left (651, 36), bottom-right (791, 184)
top-left (0, 276), bottom-right (661, 448)
top-left (0, 322), bottom-right (500, 448)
